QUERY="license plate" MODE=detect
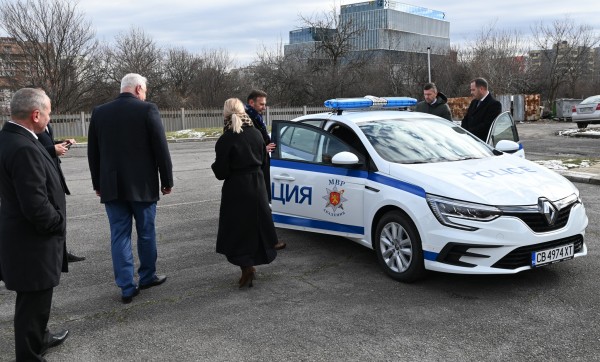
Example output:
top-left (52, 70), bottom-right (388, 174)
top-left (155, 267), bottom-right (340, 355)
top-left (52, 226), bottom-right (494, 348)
top-left (531, 243), bottom-right (574, 267)
top-left (579, 107), bottom-right (594, 113)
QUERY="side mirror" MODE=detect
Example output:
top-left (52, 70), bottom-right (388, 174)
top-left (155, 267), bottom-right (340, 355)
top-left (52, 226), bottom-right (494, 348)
top-left (331, 151), bottom-right (359, 165)
top-left (495, 140), bottom-right (520, 154)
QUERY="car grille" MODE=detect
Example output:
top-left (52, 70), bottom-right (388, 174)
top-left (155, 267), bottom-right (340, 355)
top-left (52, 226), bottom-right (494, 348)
top-left (502, 203), bottom-right (574, 233)
top-left (492, 234), bottom-right (584, 269)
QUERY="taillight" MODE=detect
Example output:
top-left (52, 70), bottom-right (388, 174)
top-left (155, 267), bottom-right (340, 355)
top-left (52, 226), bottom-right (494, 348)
top-left (596, 104), bottom-right (600, 111)
top-left (572, 105), bottom-right (577, 112)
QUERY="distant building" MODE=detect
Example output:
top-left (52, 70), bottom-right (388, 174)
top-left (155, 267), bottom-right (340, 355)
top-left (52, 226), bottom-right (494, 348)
top-left (284, 0), bottom-right (450, 59)
top-left (0, 37), bottom-right (29, 113)
top-left (529, 41), bottom-right (599, 79)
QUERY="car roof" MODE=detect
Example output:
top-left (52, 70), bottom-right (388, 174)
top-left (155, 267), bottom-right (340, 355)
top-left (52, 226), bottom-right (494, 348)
top-left (297, 110), bottom-right (444, 125)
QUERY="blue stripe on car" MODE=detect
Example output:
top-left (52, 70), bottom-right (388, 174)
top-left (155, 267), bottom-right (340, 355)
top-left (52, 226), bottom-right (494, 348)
top-left (273, 213), bottom-right (364, 234)
top-left (423, 250), bottom-right (438, 261)
top-left (271, 159), bottom-right (426, 198)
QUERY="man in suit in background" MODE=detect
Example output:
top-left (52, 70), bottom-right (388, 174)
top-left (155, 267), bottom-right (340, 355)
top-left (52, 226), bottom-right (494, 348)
top-left (0, 88), bottom-right (69, 360)
top-left (461, 78), bottom-right (502, 141)
top-left (88, 73), bottom-right (173, 304)
top-left (37, 123), bottom-right (86, 262)
top-left (245, 89), bottom-right (286, 251)
top-left (414, 82), bottom-right (453, 121)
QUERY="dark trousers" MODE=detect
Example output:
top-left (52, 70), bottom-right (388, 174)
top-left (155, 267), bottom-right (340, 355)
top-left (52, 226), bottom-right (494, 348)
top-left (15, 288), bottom-right (53, 361)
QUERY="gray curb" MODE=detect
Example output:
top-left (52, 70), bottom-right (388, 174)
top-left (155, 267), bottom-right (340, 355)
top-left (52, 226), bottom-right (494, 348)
top-left (558, 171), bottom-right (600, 185)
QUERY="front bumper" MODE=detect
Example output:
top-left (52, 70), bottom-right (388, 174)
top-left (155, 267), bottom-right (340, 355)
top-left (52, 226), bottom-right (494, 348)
top-left (420, 202), bottom-right (588, 274)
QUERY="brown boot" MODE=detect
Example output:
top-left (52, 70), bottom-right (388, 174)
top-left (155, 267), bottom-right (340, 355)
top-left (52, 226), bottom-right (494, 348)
top-left (239, 266), bottom-right (255, 288)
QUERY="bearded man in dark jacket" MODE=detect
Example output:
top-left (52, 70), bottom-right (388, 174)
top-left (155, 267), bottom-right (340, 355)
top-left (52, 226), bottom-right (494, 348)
top-left (414, 82), bottom-right (453, 121)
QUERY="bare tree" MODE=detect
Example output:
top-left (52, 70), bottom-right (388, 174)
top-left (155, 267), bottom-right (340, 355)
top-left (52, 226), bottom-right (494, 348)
top-left (466, 23), bottom-right (530, 95)
top-left (0, 0), bottom-right (102, 112)
top-left (162, 47), bottom-right (202, 108)
top-left (530, 18), bottom-right (600, 105)
top-left (298, 3), bottom-right (365, 98)
top-left (197, 49), bottom-right (235, 107)
top-left (106, 27), bottom-right (165, 101)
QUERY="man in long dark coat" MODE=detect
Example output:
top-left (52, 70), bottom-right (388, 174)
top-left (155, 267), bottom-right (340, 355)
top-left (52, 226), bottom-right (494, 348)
top-left (37, 123), bottom-right (86, 262)
top-left (245, 89), bottom-right (286, 250)
top-left (461, 77), bottom-right (502, 141)
top-left (0, 88), bottom-right (69, 360)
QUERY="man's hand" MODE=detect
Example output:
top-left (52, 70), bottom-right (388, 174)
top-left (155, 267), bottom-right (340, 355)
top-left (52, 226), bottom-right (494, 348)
top-left (161, 186), bottom-right (172, 195)
top-left (266, 143), bottom-right (276, 152)
top-left (54, 143), bottom-right (69, 156)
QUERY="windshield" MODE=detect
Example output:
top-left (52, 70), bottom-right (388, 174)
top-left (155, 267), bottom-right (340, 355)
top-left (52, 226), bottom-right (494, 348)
top-left (358, 118), bottom-right (494, 164)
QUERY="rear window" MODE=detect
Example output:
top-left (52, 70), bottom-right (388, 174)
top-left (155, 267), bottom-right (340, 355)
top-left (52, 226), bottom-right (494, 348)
top-left (582, 96), bottom-right (600, 104)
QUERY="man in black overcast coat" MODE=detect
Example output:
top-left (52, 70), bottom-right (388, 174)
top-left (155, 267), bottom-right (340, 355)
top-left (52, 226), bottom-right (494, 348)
top-left (88, 73), bottom-right (173, 304)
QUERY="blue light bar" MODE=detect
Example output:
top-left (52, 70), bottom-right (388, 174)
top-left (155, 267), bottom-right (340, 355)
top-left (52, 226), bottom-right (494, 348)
top-left (324, 96), bottom-right (417, 110)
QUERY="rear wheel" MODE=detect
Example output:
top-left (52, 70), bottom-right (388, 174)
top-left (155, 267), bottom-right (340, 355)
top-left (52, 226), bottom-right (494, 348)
top-left (374, 211), bottom-right (425, 282)
top-left (576, 122), bottom-right (589, 129)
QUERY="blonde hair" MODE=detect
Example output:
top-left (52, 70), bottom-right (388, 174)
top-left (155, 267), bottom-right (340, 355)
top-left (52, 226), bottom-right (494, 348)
top-left (223, 98), bottom-right (248, 134)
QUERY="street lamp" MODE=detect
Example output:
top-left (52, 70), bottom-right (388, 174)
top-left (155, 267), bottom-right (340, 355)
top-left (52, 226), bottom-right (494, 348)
top-left (427, 47), bottom-right (431, 83)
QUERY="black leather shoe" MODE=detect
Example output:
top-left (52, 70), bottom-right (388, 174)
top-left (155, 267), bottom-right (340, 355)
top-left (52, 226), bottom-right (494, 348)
top-left (274, 241), bottom-right (286, 250)
top-left (139, 275), bottom-right (167, 290)
top-left (41, 329), bottom-right (69, 355)
top-left (121, 288), bottom-right (140, 304)
top-left (67, 252), bottom-right (86, 263)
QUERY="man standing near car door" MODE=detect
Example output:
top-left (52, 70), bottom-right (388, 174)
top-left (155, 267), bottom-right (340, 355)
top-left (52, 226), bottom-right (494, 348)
top-left (245, 89), bottom-right (286, 250)
top-left (414, 83), bottom-right (452, 121)
top-left (461, 78), bottom-right (502, 141)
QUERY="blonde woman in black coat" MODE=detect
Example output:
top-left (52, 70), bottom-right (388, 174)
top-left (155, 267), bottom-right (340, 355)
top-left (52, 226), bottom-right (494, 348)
top-left (211, 98), bottom-right (278, 288)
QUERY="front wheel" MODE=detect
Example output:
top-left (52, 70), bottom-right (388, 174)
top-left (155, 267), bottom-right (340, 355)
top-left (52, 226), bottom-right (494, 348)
top-left (374, 211), bottom-right (425, 283)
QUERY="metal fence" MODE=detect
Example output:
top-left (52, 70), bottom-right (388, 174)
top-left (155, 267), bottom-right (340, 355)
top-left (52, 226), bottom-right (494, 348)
top-left (0, 106), bottom-right (329, 139)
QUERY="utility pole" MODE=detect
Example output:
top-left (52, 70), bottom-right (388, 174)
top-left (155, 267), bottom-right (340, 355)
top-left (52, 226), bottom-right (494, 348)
top-left (427, 47), bottom-right (431, 83)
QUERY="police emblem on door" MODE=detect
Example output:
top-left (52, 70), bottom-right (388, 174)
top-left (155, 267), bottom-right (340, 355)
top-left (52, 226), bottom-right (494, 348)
top-left (323, 183), bottom-right (348, 217)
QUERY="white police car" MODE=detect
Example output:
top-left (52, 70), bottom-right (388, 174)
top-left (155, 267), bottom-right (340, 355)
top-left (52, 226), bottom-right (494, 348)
top-left (270, 96), bottom-right (588, 282)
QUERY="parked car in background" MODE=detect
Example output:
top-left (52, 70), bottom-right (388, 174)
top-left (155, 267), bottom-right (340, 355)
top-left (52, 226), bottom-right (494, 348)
top-left (572, 95), bottom-right (600, 129)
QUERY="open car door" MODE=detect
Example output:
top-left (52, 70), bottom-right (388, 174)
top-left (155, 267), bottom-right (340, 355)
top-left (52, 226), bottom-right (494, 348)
top-left (486, 111), bottom-right (525, 158)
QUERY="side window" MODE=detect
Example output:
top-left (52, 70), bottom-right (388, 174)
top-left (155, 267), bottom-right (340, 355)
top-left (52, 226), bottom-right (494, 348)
top-left (273, 121), bottom-right (362, 166)
top-left (278, 125), bottom-right (321, 161)
top-left (489, 112), bottom-right (517, 147)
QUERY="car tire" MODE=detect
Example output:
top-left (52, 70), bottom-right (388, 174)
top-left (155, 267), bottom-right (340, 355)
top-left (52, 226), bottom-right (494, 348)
top-left (374, 211), bottom-right (425, 283)
top-left (576, 122), bottom-right (589, 129)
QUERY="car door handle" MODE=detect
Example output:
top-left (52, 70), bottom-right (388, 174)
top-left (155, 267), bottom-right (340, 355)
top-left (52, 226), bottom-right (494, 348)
top-left (273, 174), bottom-right (296, 181)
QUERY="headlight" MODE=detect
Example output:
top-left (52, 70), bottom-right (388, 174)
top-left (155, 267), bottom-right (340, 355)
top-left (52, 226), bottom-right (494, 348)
top-left (426, 194), bottom-right (501, 231)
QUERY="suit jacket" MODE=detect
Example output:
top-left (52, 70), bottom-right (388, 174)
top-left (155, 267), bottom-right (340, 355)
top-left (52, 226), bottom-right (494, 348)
top-left (460, 94), bottom-right (502, 141)
top-left (0, 122), bottom-right (67, 292)
top-left (88, 93), bottom-right (173, 203)
top-left (37, 124), bottom-right (70, 195)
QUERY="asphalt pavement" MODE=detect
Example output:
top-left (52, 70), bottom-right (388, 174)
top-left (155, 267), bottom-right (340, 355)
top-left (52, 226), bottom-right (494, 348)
top-left (0, 120), bottom-right (599, 361)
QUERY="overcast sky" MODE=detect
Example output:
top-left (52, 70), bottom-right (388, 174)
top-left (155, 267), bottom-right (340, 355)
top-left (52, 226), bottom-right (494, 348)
top-left (71, 0), bottom-right (600, 66)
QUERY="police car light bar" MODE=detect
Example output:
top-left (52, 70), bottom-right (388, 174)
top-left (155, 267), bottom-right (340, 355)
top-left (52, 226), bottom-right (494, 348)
top-left (324, 96), bottom-right (417, 110)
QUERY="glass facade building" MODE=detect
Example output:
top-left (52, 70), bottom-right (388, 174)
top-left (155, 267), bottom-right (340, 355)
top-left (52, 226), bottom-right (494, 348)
top-left (285, 0), bottom-right (450, 57)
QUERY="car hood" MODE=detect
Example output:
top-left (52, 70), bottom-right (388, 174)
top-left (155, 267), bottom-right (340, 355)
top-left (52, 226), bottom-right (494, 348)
top-left (388, 155), bottom-right (577, 205)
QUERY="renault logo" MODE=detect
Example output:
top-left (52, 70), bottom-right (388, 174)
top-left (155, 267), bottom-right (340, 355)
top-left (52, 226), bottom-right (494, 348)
top-left (538, 198), bottom-right (558, 225)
